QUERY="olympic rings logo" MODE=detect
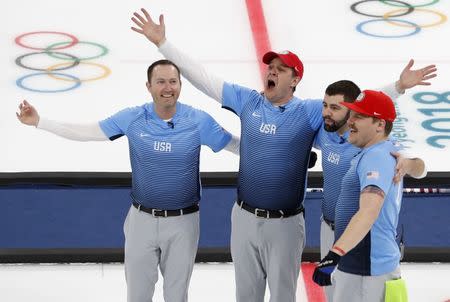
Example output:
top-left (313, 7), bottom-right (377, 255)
top-left (350, 0), bottom-right (447, 38)
top-left (14, 31), bottom-right (111, 93)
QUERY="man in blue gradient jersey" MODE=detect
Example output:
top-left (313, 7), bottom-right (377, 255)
top-left (313, 90), bottom-right (410, 302)
top-left (131, 8), bottom-right (436, 302)
top-left (132, 11), bottom-right (320, 301)
top-left (16, 59), bottom-right (239, 302)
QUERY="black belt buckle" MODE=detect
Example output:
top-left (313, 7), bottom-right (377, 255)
top-left (152, 209), bottom-right (168, 217)
top-left (255, 208), bottom-right (270, 218)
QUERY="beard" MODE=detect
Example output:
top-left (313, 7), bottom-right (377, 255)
top-left (323, 111), bottom-right (350, 132)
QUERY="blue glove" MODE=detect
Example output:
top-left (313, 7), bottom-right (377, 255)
top-left (312, 250), bottom-right (341, 286)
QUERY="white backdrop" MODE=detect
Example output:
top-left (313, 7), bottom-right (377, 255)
top-left (2, 0), bottom-right (449, 172)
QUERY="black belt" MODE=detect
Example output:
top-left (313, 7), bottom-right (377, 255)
top-left (132, 202), bottom-right (199, 217)
top-left (237, 200), bottom-right (304, 218)
top-left (323, 217), bottom-right (335, 230)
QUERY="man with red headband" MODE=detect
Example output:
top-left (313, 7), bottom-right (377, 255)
top-left (313, 91), bottom-right (406, 302)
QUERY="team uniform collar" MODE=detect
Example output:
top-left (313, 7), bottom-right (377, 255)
top-left (324, 128), bottom-right (350, 145)
top-left (336, 131), bottom-right (350, 144)
top-left (144, 102), bottom-right (183, 127)
top-left (263, 95), bottom-right (297, 112)
top-left (362, 139), bottom-right (389, 152)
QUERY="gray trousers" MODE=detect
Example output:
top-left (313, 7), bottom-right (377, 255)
top-left (123, 205), bottom-right (200, 302)
top-left (230, 203), bottom-right (306, 302)
top-left (320, 218), bottom-right (336, 302)
top-left (332, 267), bottom-right (401, 302)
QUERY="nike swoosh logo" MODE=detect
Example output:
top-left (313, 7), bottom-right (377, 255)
top-left (140, 133), bottom-right (151, 137)
top-left (252, 112), bottom-right (261, 117)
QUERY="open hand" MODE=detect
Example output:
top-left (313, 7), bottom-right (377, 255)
top-left (131, 8), bottom-right (166, 47)
top-left (16, 100), bottom-right (40, 126)
top-left (397, 59), bottom-right (437, 92)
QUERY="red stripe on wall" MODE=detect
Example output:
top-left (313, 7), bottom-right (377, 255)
top-left (245, 0), bottom-right (271, 83)
top-left (301, 263), bottom-right (327, 302)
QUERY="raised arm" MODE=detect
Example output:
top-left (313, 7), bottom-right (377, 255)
top-left (131, 8), bottom-right (224, 103)
top-left (396, 59), bottom-right (437, 93)
top-left (16, 100), bottom-right (108, 142)
top-left (381, 60), bottom-right (437, 99)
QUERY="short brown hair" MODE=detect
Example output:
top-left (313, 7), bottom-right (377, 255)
top-left (372, 118), bottom-right (393, 136)
top-left (147, 59), bottom-right (181, 82)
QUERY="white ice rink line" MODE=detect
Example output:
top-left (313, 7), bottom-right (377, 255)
top-left (0, 262), bottom-right (449, 301)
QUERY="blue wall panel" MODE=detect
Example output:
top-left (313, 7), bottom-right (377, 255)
top-left (1, 185), bottom-right (449, 249)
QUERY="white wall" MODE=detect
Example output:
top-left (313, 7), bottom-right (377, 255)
top-left (2, 0), bottom-right (449, 172)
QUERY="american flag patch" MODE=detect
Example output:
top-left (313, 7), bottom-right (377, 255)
top-left (366, 171), bottom-right (379, 179)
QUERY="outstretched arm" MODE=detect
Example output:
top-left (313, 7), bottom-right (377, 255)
top-left (16, 100), bottom-right (108, 142)
top-left (131, 8), bottom-right (224, 103)
top-left (395, 59), bottom-right (437, 93)
top-left (381, 60), bottom-right (437, 99)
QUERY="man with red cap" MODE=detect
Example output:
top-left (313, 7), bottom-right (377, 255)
top-left (132, 10), bottom-right (319, 302)
top-left (313, 90), bottom-right (407, 302)
top-left (131, 8), bottom-right (435, 302)
top-left (312, 80), bottom-right (431, 302)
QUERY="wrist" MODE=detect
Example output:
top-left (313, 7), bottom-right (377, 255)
top-left (332, 245), bottom-right (346, 256)
top-left (156, 37), bottom-right (167, 48)
top-left (34, 115), bottom-right (40, 128)
top-left (395, 80), bottom-right (406, 94)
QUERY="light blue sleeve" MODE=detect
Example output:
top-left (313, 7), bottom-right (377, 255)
top-left (304, 99), bottom-right (324, 131)
top-left (387, 136), bottom-right (405, 151)
top-left (313, 135), bottom-right (320, 150)
top-left (357, 147), bottom-right (395, 194)
top-left (198, 111), bottom-right (232, 152)
top-left (98, 107), bottom-right (141, 140)
top-left (313, 125), bottom-right (325, 150)
top-left (222, 82), bottom-right (261, 117)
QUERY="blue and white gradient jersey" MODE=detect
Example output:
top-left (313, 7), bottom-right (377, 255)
top-left (335, 140), bottom-right (403, 276)
top-left (99, 102), bottom-right (231, 210)
top-left (222, 83), bottom-right (322, 210)
top-left (314, 126), bottom-right (360, 221)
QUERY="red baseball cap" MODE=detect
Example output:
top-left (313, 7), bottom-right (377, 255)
top-left (340, 90), bottom-right (396, 122)
top-left (262, 50), bottom-right (304, 80)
